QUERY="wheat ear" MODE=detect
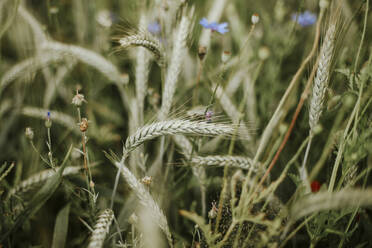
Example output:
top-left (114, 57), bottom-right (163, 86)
top-left (0, 54), bottom-right (63, 97)
top-left (8, 166), bottom-right (89, 197)
top-left (191, 155), bottom-right (258, 171)
top-left (158, 10), bottom-right (192, 121)
top-left (290, 188), bottom-right (372, 222)
top-left (114, 161), bottom-right (173, 248)
top-left (122, 119), bottom-right (236, 160)
top-left (119, 33), bottom-right (164, 66)
top-left (309, 24), bottom-right (336, 134)
top-left (87, 209), bottom-right (114, 248)
top-left (113, 118), bottom-right (235, 212)
top-left (18, 5), bottom-right (47, 43)
top-left (301, 23), bottom-right (336, 186)
top-left (41, 41), bottom-right (127, 85)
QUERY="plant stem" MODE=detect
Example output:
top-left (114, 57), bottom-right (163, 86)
top-left (328, 78), bottom-right (365, 192)
top-left (251, 9), bottom-right (324, 167)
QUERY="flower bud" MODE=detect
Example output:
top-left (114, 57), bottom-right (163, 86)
top-left (45, 112), bottom-right (52, 128)
top-left (25, 127), bottom-right (34, 140)
top-left (258, 46), bottom-right (270, 60)
top-left (129, 213), bottom-right (139, 225)
top-left (221, 51), bottom-right (231, 63)
top-left (319, 0), bottom-right (329, 10)
top-left (251, 13), bottom-right (260, 24)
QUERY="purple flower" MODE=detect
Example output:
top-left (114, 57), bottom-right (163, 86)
top-left (199, 17), bottom-right (229, 34)
top-left (148, 21), bottom-right (161, 35)
top-left (292, 11), bottom-right (317, 27)
top-left (205, 110), bottom-right (213, 123)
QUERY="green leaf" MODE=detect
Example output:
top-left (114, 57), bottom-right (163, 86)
top-left (52, 203), bottom-right (71, 248)
top-left (0, 144), bottom-right (73, 242)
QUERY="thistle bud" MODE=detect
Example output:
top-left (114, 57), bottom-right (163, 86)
top-left (25, 127), bottom-right (34, 140)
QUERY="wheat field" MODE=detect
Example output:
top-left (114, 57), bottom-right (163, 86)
top-left (1, 0), bottom-right (372, 247)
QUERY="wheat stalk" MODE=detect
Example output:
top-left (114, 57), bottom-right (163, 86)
top-left (135, 14), bottom-right (151, 127)
top-left (158, 10), bottom-right (192, 120)
top-left (87, 209), bottom-right (114, 248)
top-left (172, 135), bottom-right (193, 156)
top-left (114, 161), bottom-right (173, 248)
top-left (225, 69), bottom-right (245, 96)
top-left (173, 135), bottom-right (207, 216)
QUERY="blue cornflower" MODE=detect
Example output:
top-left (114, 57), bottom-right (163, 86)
top-left (148, 21), bottom-right (161, 35)
top-left (292, 11), bottom-right (317, 27)
top-left (199, 17), bottom-right (229, 34)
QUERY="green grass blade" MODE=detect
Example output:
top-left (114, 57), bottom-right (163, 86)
top-left (52, 203), bottom-right (71, 248)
